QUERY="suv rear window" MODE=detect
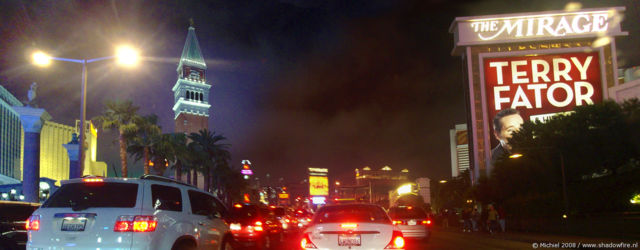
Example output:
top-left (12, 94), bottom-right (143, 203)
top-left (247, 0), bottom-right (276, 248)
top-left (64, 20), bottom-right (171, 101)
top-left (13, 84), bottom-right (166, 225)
top-left (388, 207), bottom-right (428, 219)
top-left (43, 182), bottom-right (138, 208)
top-left (313, 204), bottom-right (390, 224)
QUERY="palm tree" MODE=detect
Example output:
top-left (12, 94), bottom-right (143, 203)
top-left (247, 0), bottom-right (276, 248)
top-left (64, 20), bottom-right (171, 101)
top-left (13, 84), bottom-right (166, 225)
top-left (188, 129), bottom-right (230, 193)
top-left (127, 114), bottom-right (162, 175)
top-left (93, 100), bottom-right (140, 177)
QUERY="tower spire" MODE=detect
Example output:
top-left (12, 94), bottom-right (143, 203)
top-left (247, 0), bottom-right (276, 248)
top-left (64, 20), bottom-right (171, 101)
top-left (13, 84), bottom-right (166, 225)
top-left (177, 21), bottom-right (206, 71)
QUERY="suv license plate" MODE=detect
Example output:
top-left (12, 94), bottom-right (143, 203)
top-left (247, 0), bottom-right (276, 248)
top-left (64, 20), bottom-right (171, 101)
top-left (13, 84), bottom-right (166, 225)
top-left (61, 218), bottom-right (87, 231)
top-left (338, 234), bottom-right (361, 246)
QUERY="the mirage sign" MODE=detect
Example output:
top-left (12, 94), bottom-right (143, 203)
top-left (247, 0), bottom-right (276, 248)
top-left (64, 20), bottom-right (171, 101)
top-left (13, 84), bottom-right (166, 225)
top-left (451, 7), bottom-right (627, 46)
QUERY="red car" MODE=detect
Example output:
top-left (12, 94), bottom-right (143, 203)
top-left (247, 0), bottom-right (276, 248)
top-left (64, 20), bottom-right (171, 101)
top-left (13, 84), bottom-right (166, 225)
top-left (228, 204), bottom-right (283, 249)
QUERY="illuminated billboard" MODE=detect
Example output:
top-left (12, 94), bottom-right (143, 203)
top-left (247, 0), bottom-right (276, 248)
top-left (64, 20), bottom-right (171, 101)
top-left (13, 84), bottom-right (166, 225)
top-left (483, 51), bottom-right (603, 149)
top-left (309, 176), bottom-right (329, 196)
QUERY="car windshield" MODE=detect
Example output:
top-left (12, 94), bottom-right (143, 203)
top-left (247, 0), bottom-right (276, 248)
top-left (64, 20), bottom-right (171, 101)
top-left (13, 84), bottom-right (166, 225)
top-left (42, 182), bottom-right (138, 210)
top-left (313, 204), bottom-right (390, 224)
top-left (388, 207), bottom-right (428, 219)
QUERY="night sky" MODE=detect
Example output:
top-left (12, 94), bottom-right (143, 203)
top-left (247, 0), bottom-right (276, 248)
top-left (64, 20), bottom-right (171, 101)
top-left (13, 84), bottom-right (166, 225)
top-left (1, 0), bottom-right (638, 185)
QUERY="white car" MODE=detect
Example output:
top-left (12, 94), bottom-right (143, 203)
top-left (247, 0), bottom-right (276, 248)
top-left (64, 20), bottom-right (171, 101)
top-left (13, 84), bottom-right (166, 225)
top-left (301, 203), bottom-right (405, 249)
top-left (26, 175), bottom-right (233, 250)
top-left (388, 206), bottom-right (432, 240)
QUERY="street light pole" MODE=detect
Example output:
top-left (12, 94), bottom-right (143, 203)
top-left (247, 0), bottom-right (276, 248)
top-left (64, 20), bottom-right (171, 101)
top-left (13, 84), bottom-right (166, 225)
top-left (33, 49), bottom-right (138, 179)
top-left (50, 56), bottom-right (114, 178)
top-left (560, 153), bottom-right (569, 218)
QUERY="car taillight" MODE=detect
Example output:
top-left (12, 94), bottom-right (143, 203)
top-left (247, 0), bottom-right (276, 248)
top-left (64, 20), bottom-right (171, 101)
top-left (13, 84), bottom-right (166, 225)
top-left (83, 177), bottom-right (104, 183)
top-left (254, 221), bottom-right (263, 232)
top-left (341, 223), bottom-right (358, 229)
top-left (114, 215), bottom-right (157, 232)
top-left (423, 219), bottom-right (432, 225)
top-left (392, 220), bottom-right (403, 225)
top-left (384, 230), bottom-right (405, 249)
top-left (300, 232), bottom-right (317, 249)
top-left (26, 215), bottom-right (40, 231)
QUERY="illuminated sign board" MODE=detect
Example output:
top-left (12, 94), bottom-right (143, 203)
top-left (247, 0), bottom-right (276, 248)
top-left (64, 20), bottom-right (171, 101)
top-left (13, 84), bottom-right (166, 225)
top-left (483, 51), bottom-right (603, 149)
top-left (278, 193), bottom-right (289, 199)
top-left (451, 7), bottom-right (627, 47)
top-left (311, 196), bottom-right (326, 205)
top-left (241, 169), bottom-right (253, 175)
top-left (309, 176), bottom-right (329, 196)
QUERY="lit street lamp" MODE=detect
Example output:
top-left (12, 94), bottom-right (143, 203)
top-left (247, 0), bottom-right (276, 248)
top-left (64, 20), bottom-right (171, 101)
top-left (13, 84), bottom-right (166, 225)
top-left (33, 46), bottom-right (139, 178)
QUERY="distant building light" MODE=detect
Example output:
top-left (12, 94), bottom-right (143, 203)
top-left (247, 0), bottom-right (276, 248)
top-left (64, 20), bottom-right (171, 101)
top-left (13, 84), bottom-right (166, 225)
top-left (631, 194), bottom-right (640, 205)
top-left (397, 184), bottom-right (413, 195)
top-left (363, 166), bottom-right (371, 171)
top-left (19, 195), bottom-right (25, 200)
top-left (244, 175), bottom-right (249, 180)
top-left (10, 189), bottom-right (16, 194)
top-left (40, 182), bottom-right (50, 190)
top-left (401, 169), bottom-right (409, 173)
top-left (381, 166), bottom-right (392, 171)
top-left (1, 193), bottom-right (7, 199)
top-left (308, 167), bottom-right (328, 173)
top-left (439, 180), bottom-right (448, 184)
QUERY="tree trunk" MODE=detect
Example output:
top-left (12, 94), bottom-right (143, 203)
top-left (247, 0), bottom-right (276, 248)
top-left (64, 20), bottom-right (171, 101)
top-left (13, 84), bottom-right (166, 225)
top-left (119, 133), bottom-right (128, 177)
top-left (204, 166), bottom-right (210, 193)
top-left (192, 169), bottom-right (198, 187)
top-left (143, 147), bottom-right (150, 175)
top-left (175, 162), bottom-right (182, 181)
top-left (186, 170), bottom-right (191, 185)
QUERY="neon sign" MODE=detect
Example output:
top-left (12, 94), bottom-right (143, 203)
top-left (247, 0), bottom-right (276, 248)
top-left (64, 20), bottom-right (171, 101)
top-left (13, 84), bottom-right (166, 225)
top-left (451, 7), bottom-right (627, 46)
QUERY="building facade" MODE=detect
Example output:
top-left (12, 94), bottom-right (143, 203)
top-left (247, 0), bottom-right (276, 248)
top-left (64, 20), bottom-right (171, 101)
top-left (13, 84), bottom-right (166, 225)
top-left (354, 166), bottom-right (410, 207)
top-left (0, 86), bottom-right (23, 182)
top-left (449, 123), bottom-right (470, 178)
top-left (0, 84), bottom-right (106, 201)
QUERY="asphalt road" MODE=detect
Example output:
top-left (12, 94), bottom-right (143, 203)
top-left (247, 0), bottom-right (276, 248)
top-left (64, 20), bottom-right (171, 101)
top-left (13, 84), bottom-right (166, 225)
top-left (272, 229), bottom-right (533, 249)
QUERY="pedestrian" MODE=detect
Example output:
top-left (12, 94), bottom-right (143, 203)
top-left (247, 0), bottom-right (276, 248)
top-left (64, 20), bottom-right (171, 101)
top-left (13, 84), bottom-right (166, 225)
top-left (441, 209), bottom-right (449, 228)
top-left (471, 207), bottom-right (480, 232)
top-left (487, 204), bottom-right (499, 234)
top-left (480, 206), bottom-right (488, 233)
top-left (461, 207), bottom-right (472, 232)
top-left (497, 205), bottom-right (506, 232)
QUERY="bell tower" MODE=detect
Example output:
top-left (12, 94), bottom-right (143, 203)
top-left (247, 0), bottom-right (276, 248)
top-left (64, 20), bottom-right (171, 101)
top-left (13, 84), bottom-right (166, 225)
top-left (173, 24), bottom-right (211, 134)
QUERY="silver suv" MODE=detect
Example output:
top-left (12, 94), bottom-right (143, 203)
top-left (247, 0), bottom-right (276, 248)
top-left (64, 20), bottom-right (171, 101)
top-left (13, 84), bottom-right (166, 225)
top-left (27, 175), bottom-right (233, 250)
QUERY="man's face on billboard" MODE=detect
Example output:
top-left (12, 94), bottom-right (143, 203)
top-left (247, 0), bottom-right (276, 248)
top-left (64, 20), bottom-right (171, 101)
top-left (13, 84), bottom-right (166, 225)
top-left (495, 114), bottom-right (524, 151)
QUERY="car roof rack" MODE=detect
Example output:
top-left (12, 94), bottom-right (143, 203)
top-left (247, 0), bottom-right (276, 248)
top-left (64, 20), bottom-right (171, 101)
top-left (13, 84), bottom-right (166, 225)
top-left (139, 174), bottom-right (194, 188)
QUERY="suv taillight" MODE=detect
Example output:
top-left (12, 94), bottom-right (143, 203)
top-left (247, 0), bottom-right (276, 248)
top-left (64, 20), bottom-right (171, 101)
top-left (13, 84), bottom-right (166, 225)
top-left (384, 230), bottom-right (405, 249)
top-left (300, 232), bottom-right (317, 249)
top-left (114, 215), bottom-right (157, 232)
top-left (26, 215), bottom-right (40, 231)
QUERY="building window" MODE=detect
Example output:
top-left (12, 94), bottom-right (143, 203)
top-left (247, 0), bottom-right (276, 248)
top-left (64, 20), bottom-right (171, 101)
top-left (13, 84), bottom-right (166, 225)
top-left (185, 91), bottom-right (190, 99)
top-left (184, 120), bottom-right (188, 126)
top-left (199, 93), bottom-right (203, 101)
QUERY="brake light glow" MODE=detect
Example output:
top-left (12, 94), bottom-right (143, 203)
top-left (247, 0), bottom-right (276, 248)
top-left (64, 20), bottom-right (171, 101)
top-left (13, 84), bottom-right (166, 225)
top-left (341, 223), bottom-right (358, 229)
top-left (423, 220), bottom-right (432, 225)
top-left (133, 216), bottom-right (157, 232)
top-left (114, 215), bottom-right (157, 232)
top-left (392, 220), bottom-right (403, 225)
top-left (234, 203), bottom-right (242, 208)
top-left (384, 230), bottom-right (405, 249)
top-left (300, 233), bottom-right (318, 249)
top-left (83, 177), bottom-right (104, 183)
top-left (254, 221), bottom-right (263, 231)
top-left (26, 215), bottom-right (40, 231)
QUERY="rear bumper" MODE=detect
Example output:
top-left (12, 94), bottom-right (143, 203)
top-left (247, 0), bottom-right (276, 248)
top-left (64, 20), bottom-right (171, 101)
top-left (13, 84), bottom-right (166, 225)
top-left (397, 225), bottom-right (429, 238)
